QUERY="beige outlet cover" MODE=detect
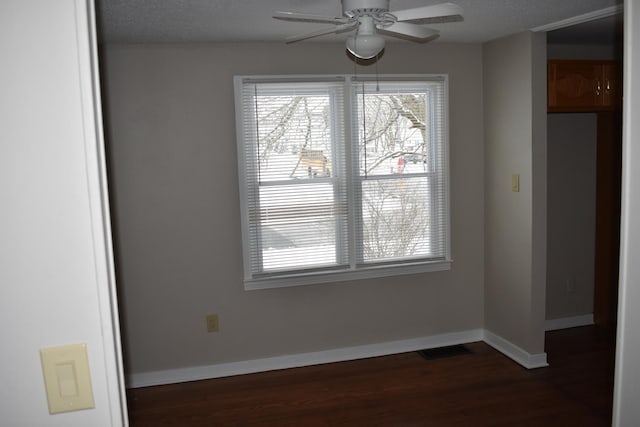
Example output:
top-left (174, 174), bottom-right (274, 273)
top-left (40, 343), bottom-right (95, 414)
top-left (512, 174), bottom-right (520, 192)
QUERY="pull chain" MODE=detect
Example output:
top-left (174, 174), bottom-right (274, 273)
top-left (362, 79), bottom-right (367, 178)
top-left (375, 53), bottom-right (380, 92)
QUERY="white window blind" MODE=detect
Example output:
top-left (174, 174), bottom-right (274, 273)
top-left (234, 75), bottom-right (450, 289)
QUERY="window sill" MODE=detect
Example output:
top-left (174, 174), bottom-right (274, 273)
top-left (244, 259), bottom-right (452, 290)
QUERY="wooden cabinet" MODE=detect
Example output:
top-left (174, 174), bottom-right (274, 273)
top-left (548, 60), bottom-right (621, 112)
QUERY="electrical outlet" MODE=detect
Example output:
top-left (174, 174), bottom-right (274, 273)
top-left (206, 314), bottom-right (219, 332)
top-left (512, 174), bottom-right (520, 192)
top-left (565, 278), bottom-right (576, 294)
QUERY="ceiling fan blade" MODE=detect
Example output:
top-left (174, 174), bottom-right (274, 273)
top-left (285, 22), bottom-right (357, 44)
top-left (378, 22), bottom-right (440, 41)
top-left (391, 3), bottom-right (463, 23)
top-left (273, 11), bottom-right (350, 25)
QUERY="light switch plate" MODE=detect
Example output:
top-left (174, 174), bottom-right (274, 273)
top-left (40, 343), bottom-right (95, 414)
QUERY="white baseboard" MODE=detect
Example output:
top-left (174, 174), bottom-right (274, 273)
top-left (483, 330), bottom-right (549, 369)
top-left (545, 314), bottom-right (594, 331)
top-left (127, 329), bottom-right (483, 388)
top-left (128, 328), bottom-right (551, 388)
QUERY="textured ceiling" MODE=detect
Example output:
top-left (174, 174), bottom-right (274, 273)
top-left (97, 0), bottom-right (622, 44)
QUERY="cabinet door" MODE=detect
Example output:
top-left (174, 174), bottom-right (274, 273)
top-left (602, 62), bottom-right (621, 109)
top-left (548, 61), bottom-right (603, 110)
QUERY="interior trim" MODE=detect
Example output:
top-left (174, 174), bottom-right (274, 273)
top-left (127, 328), bottom-right (551, 388)
top-left (545, 314), bottom-right (595, 331)
top-left (531, 5), bottom-right (624, 33)
top-left (483, 330), bottom-right (549, 369)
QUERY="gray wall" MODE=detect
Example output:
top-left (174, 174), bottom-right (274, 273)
top-left (101, 42), bottom-right (485, 375)
top-left (546, 114), bottom-right (597, 320)
top-left (483, 32), bottom-right (547, 354)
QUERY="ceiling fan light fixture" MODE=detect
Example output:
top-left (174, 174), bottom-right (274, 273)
top-left (346, 34), bottom-right (385, 59)
top-left (275, 1), bottom-right (463, 60)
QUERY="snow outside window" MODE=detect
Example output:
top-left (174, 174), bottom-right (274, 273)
top-left (234, 75), bottom-right (451, 290)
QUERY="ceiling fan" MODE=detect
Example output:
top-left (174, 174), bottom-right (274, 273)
top-left (273, 0), bottom-right (463, 60)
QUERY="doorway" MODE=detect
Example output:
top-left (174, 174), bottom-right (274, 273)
top-left (545, 14), bottom-right (623, 330)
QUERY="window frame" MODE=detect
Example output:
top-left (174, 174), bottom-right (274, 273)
top-left (234, 74), bottom-right (451, 290)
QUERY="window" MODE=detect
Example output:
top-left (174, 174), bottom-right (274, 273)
top-left (234, 75), bottom-right (450, 289)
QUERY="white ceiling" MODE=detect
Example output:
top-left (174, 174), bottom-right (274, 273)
top-left (97, 0), bottom-right (622, 45)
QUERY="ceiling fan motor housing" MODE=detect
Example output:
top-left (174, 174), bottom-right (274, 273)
top-left (276, 1), bottom-right (457, 48)
top-left (342, 0), bottom-right (390, 17)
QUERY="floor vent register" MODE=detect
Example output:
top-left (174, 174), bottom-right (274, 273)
top-left (416, 344), bottom-right (473, 360)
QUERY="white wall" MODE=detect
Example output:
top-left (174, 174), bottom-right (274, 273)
top-left (613, 0), bottom-right (640, 424)
top-left (0, 1), bottom-right (126, 425)
top-left (101, 42), bottom-right (486, 377)
top-left (483, 31), bottom-right (547, 355)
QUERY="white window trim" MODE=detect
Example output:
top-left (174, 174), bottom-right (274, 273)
top-left (234, 74), bottom-right (452, 290)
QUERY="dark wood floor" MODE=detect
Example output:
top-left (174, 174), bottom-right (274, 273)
top-left (127, 326), bottom-right (616, 426)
